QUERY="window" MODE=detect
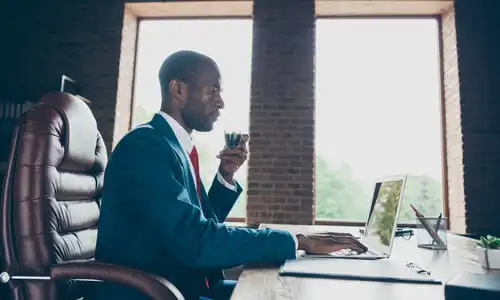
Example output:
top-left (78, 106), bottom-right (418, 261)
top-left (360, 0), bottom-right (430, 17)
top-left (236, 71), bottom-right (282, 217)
top-left (315, 18), bottom-right (444, 223)
top-left (131, 19), bottom-right (253, 218)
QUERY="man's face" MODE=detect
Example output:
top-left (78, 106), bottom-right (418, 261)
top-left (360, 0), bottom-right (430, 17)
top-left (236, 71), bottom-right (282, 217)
top-left (182, 65), bottom-right (224, 132)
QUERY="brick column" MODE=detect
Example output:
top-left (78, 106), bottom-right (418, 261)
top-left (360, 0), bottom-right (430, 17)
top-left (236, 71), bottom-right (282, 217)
top-left (443, 0), bottom-right (500, 236)
top-left (247, 0), bottom-right (315, 225)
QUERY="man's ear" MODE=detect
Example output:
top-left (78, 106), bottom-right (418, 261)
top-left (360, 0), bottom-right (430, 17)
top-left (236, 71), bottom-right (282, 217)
top-left (169, 80), bottom-right (188, 107)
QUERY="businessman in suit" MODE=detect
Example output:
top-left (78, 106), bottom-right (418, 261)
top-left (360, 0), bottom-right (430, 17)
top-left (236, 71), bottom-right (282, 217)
top-left (95, 50), bottom-right (366, 300)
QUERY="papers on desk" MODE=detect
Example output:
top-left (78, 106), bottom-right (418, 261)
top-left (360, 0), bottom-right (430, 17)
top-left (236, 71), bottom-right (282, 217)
top-left (279, 258), bottom-right (442, 285)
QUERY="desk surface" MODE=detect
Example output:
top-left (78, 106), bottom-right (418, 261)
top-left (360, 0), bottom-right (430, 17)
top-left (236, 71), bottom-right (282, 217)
top-left (230, 224), bottom-right (496, 300)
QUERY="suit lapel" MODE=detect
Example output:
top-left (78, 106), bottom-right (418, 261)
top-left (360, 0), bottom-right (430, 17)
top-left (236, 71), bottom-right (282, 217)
top-left (149, 114), bottom-right (201, 208)
top-left (149, 114), bottom-right (217, 220)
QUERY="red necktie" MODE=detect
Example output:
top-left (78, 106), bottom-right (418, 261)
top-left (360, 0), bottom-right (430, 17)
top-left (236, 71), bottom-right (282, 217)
top-left (188, 145), bottom-right (210, 290)
top-left (188, 146), bottom-right (202, 203)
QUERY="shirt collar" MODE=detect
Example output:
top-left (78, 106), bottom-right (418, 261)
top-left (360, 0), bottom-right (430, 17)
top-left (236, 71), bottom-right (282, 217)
top-left (157, 111), bottom-right (194, 153)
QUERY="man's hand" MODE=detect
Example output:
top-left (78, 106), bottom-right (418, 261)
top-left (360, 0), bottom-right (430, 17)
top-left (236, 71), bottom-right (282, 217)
top-left (217, 134), bottom-right (249, 182)
top-left (296, 233), bottom-right (367, 255)
top-left (313, 231), bottom-right (355, 238)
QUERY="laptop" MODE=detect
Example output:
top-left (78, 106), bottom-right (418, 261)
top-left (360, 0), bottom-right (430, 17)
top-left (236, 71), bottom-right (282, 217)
top-left (304, 174), bottom-right (407, 260)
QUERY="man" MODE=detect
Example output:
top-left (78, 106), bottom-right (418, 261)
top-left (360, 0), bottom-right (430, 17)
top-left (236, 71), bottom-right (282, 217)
top-left (95, 50), bottom-right (365, 300)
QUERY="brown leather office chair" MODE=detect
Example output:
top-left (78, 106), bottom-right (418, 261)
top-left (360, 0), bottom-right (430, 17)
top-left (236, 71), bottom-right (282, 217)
top-left (0, 92), bottom-right (183, 300)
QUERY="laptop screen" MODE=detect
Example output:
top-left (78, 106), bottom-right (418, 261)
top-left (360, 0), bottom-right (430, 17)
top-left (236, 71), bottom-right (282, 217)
top-left (363, 176), bottom-right (406, 256)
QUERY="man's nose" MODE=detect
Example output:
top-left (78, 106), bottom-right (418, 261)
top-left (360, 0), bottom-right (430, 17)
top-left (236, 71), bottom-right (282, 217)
top-left (215, 94), bottom-right (224, 109)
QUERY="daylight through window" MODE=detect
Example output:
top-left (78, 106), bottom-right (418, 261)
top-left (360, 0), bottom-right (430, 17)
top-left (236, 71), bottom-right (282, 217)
top-left (131, 19), bottom-right (253, 218)
top-left (315, 18), bottom-right (444, 223)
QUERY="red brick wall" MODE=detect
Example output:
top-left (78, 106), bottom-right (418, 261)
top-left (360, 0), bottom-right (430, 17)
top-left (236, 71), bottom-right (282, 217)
top-left (0, 0), bottom-right (125, 153)
top-left (451, 0), bottom-right (500, 237)
top-left (247, 0), bottom-right (315, 225)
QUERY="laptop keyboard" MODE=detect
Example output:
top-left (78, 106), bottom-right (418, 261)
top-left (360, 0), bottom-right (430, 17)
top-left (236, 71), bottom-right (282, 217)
top-left (330, 248), bottom-right (378, 257)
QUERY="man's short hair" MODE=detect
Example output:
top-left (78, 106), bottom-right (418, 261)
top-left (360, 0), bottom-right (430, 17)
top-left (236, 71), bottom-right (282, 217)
top-left (158, 50), bottom-right (217, 101)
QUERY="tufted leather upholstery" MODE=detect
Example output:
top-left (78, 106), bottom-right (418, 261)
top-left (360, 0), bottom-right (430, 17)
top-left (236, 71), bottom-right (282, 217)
top-left (0, 92), bottom-right (183, 300)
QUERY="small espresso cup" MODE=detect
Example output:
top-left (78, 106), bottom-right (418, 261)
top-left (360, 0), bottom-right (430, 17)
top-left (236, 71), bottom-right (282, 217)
top-left (224, 131), bottom-right (245, 148)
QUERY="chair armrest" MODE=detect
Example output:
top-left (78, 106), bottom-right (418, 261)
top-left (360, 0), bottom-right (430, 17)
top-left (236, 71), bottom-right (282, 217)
top-left (50, 261), bottom-right (184, 300)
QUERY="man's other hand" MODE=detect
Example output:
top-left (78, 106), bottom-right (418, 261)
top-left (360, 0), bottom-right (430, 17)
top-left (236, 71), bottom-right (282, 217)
top-left (217, 134), bottom-right (249, 182)
top-left (296, 233), bottom-right (368, 255)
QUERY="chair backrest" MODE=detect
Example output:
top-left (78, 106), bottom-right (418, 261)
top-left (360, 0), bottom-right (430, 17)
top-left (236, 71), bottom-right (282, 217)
top-left (0, 92), bottom-right (107, 300)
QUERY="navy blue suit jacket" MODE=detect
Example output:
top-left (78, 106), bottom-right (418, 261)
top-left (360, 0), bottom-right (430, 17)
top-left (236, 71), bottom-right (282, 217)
top-left (95, 114), bottom-right (296, 300)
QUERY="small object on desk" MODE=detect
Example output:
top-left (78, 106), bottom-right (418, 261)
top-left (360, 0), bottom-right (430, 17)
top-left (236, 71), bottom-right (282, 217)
top-left (432, 213), bottom-right (443, 246)
top-left (444, 271), bottom-right (500, 300)
top-left (410, 204), bottom-right (447, 249)
top-left (416, 216), bottom-right (448, 250)
top-left (395, 228), bottom-right (414, 238)
top-left (476, 235), bottom-right (500, 269)
top-left (405, 261), bottom-right (431, 276)
top-left (362, 227), bottom-right (414, 238)
top-left (434, 213), bottom-right (442, 234)
top-left (279, 258), bottom-right (442, 285)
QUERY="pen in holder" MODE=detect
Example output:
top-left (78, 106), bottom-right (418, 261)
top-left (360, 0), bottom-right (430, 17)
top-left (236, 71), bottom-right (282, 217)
top-left (416, 216), bottom-right (448, 250)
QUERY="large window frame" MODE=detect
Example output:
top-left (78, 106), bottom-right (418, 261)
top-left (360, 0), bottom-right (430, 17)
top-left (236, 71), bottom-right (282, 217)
top-left (129, 15), bottom-right (253, 223)
top-left (313, 15), bottom-right (449, 228)
top-left (120, 0), bottom-right (454, 227)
